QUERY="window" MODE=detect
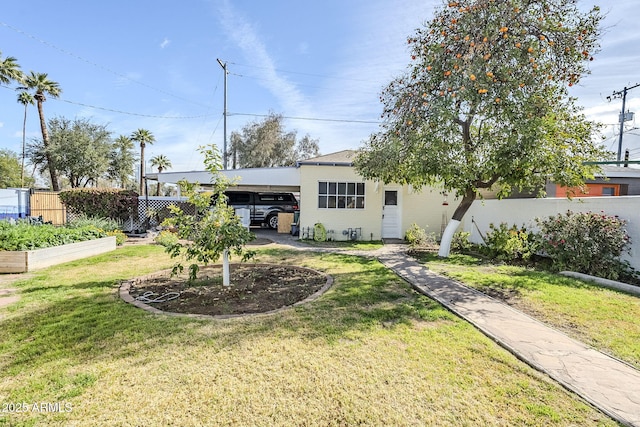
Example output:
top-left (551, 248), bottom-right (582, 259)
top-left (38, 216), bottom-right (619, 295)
top-left (227, 192), bottom-right (250, 204)
top-left (384, 190), bottom-right (398, 206)
top-left (601, 186), bottom-right (616, 196)
top-left (318, 181), bottom-right (365, 209)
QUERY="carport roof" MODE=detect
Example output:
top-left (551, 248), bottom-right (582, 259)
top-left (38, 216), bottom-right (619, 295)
top-left (147, 167), bottom-right (300, 192)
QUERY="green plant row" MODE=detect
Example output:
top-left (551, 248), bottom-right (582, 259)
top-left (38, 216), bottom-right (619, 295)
top-left (0, 221), bottom-right (107, 251)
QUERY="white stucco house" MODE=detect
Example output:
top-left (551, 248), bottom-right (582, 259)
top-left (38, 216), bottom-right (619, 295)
top-left (296, 150), bottom-right (454, 241)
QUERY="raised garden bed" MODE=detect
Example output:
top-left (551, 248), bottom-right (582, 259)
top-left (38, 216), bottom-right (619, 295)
top-left (0, 236), bottom-right (116, 273)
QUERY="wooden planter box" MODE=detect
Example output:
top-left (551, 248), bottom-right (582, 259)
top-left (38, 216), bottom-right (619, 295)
top-left (0, 236), bottom-right (117, 273)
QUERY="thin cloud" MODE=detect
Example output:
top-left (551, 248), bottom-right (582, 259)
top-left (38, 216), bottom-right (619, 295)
top-left (216, 0), bottom-right (310, 116)
top-left (160, 38), bottom-right (171, 49)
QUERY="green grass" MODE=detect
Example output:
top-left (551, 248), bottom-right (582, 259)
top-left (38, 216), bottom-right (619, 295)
top-left (418, 252), bottom-right (640, 369)
top-left (0, 245), bottom-right (616, 426)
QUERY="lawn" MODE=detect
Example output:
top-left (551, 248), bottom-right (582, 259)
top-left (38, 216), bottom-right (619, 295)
top-left (0, 245), bottom-right (616, 426)
top-left (417, 252), bottom-right (640, 369)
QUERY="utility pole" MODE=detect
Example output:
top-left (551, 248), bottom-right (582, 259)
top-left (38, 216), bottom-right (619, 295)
top-left (607, 83), bottom-right (640, 163)
top-left (217, 58), bottom-right (228, 170)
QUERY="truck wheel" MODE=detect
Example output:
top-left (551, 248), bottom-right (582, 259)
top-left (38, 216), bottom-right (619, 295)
top-left (267, 214), bottom-right (278, 230)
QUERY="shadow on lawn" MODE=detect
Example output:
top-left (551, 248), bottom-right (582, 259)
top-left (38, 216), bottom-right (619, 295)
top-left (0, 253), bottom-right (456, 376)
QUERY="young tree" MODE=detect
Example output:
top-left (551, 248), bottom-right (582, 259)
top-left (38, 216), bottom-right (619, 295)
top-left (150, 154), bottom-right (172, 195)
top-left (229, 113), bottom-right (320, 168)
top-left (355, 0), bottom-right (607, 256)
top-left (163, 145), bottom-right (254, 286)
top-left (23, 72), bottom-right (62, 191)
top-left (27, 117), bottom-right (112, 188)
top-left (131, 128), bottom-right (155, 196)
top-left (108, 135), bottom-right (137, 189)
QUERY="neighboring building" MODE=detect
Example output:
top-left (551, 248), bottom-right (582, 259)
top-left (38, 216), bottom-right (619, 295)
top-left (547, 165), bottom-right (640, 198)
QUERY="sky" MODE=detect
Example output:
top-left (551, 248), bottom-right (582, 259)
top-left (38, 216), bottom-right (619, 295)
top-left (1, 0), bottom-right (640, 177)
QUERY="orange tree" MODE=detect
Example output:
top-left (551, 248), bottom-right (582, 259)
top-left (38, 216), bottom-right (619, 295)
top-left (355, 0), bottom-right (608, 256)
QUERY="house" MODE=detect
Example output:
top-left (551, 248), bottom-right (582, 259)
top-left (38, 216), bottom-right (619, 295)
top-left (296, 150), bottom-right (453, 241)
top-left (150, 150), bottom-right (455, 241)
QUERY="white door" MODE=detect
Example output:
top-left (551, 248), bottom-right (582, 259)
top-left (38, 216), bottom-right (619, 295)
top-left (382, 189), bottom-right (401, 239)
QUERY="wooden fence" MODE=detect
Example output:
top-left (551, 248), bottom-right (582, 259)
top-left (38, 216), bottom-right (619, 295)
top-left (29, 191), bottom-right (66, 225)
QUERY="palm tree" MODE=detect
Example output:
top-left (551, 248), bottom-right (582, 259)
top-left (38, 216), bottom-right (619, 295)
top-left (0, 51), bottom-right (23, 85)
top-left (17, 91), bottom-right (34, 187)
top-left (109, 135), bottom-right (137, 188)
top-left (130, 129), bottom-right (155, 196)
top-left (24, 72), bottom-right (62, 191)
top-left (150, 154), bottom-right (172, 196)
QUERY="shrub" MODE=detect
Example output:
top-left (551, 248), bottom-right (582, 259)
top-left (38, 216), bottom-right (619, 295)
top-left (59, 188), bottom-right (138, 222)
top-left (481, 222), bottom-right (536, 262)
top-left (106, 230), bottom-right (127, 246)
top-left (67, 214), bottom-right (121, 232)
top-left (405, 223), bottom-right (437, 248)
top-left (536, 211), bottom-right (635, 281)
top-left (154, 230), bottom-right (179, 247)
top-left (451, 231), bottom-right (472, 253)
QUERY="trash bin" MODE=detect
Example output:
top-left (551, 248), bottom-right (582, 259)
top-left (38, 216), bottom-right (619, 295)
top-left (235, 208), bottom-right (251, 230)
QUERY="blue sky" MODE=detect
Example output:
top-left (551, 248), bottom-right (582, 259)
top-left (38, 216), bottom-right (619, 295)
top-left (1, 0), bottom-right (639, 175)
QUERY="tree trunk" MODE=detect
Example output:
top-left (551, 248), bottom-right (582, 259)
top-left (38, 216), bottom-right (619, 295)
top-left (222, 249), bottom-right (230, 286)
top-left (21, 105), bottom-right (27, 188)
top-left (139, 144), bottom-right (145, 196)
top-left (438, 188), bottom-right (476, 257)
top-left (156, 166), bottom-right (163, 196)
top-left (37, 100), bottom-right (60, 191)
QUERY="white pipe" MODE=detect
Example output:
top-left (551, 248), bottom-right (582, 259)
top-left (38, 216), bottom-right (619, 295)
top-left (438, 219), bottom-right (461, 257)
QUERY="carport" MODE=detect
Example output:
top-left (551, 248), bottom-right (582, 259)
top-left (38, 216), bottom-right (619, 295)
top-left (146, 166), bottom-right (300, 193)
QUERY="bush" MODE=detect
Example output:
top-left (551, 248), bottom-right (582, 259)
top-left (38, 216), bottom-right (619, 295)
top-left (154, 230), bottom-right (179, 247)
top-left (67, 214), bottom-right (121, 232)
top-left (106, 230), bottom-right (127, 246)
top-left (59, 188), bottom-right (138, 222)
top-left (451, 231), bottom-right (472, 253)
top-left (536, 211), bottom-right (634, 281)
top-left (404, 223), bottom-right (437, 248)
top-left (481, 222), bottom-right (536, 262)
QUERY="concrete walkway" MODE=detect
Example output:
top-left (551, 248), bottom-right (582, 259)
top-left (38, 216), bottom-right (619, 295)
top-left (258, 231), bottom-right (640, 426)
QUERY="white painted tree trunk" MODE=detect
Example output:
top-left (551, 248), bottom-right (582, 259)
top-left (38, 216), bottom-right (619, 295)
top-left (438, 219), bottom-right (461, 258)
top-left (222, 249), bottom-right (230, 286)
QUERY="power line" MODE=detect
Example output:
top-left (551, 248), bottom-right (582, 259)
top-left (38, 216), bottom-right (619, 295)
top-left (228, 112), bottom-right (381, 124)
top-left (0, 21), bottom-right (209, 108)
top-left (55, 98), bottom-right (217, 119)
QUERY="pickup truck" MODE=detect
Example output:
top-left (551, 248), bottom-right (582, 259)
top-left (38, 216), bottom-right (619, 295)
top-left (219, 191), bottom-right (298, 229)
